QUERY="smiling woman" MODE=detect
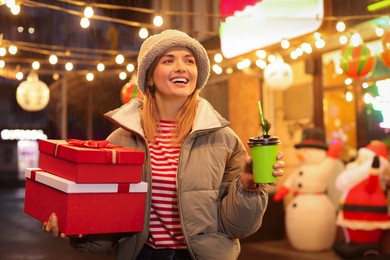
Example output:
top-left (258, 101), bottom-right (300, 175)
top-left (41, 29), bottom-right (285, 260)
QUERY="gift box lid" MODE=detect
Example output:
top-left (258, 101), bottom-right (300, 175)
top-left (38, 139), bottom-right (145, 165)
top-left (26, 168), bottom-right (148, 194)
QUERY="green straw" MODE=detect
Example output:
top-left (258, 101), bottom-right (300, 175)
top-left (258, 101), bottom-right (265, 130)
top-left (258, 101), bottom-right (269, 136)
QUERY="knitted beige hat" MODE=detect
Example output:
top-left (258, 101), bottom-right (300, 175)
top-left (136, 29), bottom-right (210, 94)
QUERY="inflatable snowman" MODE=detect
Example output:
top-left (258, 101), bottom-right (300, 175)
top-left (334, 140), bottom-right (390, 258)
top-left (274, 128), bottom-right (344, 251)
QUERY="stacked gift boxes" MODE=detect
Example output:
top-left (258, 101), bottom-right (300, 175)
top-left (24, 139), bottom-right (147, 235)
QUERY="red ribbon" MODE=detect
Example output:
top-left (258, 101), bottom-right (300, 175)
top-left (66, 139), bottom-right (111, 148)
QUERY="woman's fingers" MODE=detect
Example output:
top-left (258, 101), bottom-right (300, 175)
top-left (44, 213), bottom-right (60, 237)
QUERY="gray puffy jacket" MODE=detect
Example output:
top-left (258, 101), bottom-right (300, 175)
top-left (70, 98), bottom-right (268, 260)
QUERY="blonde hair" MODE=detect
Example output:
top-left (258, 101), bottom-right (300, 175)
top-left (141, 89), bottom-right (199, 144)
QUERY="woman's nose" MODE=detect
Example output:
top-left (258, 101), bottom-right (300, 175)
top-left (175, 68), bottom-right (185, 73)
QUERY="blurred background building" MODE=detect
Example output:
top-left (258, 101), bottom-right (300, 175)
top-left (0, 1), bottom-right (390, 258)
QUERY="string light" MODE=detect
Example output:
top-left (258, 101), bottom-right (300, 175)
top-left (375, 27), bottom-right (384, 37)
top-left (65, 62), bottom-right (73, 71)
top-left (139, 28), bottom-right (148, 39)
top-left (214, 53), bottom-right (223, 63)
top-left (0, 47), bottom-right (7, 56)
top-left (336, 21), bottom-right (346, 32)
top-left (10, 3), bottom-right (20, 15)
top-left (255, 59), bottom-right (267, 69)
top-left (32, 61), bottom-right (40, 70)
top-left (119, 71), bottom-right (127, 80)
top-left (339, 35), bottom-right (348, 44)
top-left (126, 63), bottom-right (135, 72)
top-left (8, 45), bottom-right (17, 55)
top-left (255, 50), bottom-right (266, 59)
top-left (115, 54), bottom-right (124, 64)
top-left (1, 1), bottom-right (390, 82)
top-left (84, 6), bottom-right (94, 19)
top-left (86, 72), bottom-right (94, 81)
top-left (281, 39), bottom-right (290, 49)
top-left (212, 64), bottom-right (222, 74)
top-left (16, 71), bottom-right (23, 80)
top-left (49, 55), bottom-right (58, 65)
top-left (153, 15), bottom-right (163, 27)
top-left (350, 32), bottom-right (362, 46)
top-left (80, 17), bottom-right (90, 28)
top-left (345, 90), bottom-right (353, 102)
top-left (97, 63), bottom-right (105, 71)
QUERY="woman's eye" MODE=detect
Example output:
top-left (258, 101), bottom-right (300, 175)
top-left (162, 59), bottom-right (173, 64)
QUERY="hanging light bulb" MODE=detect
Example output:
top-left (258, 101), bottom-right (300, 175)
top-left (115, 54), bottom-right (124, 64)
top-left (65, 62), bottom-right (73, 71)
top-left (84, 6), bottom-right (94, 18)
top-left (10, 4), bottom-right (20, 15)
top-left (350, 33), bottom-right (362, 47)
top-left (153, 15), bottom-right (163, 27)
top-left (0, 47), bottom-right (6, 56)
top-left (16, 71), bottom-right (23, 80)
top-left (214, 53), bottom-right (223, 63)
top-left (212, 64), bottom-right (223, 75)
top-left (375, 27), bottom-right (384, 37)
top-left (86, 72), bottom-right (94, 81)
top-left (139, 28), bottom-right (149, 39)
top-left (8, 45), bottom-right (17, 55)
top-left (49, 54), bottom-right (58, 65)
top-left (281, 39), bottom-right (290, 49)
top-left (345, 90), bottom-right (353, 102)
top-left (336, 21), bottom-right (346, 32)
top-left (127, 63), bottom-right (135, 72)
top-left (97, 63), bottom-right (105, 72)
top-left (32, 61), bottom-right (40, 70)
top-left (80, 17), bottom-right (90, 28)
top-left (16, 71), bottom-right (50, 111)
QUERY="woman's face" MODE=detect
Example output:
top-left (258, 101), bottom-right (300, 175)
top-left (151, 47), bottom-right (198, 101)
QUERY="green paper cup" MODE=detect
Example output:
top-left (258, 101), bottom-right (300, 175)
top-left (248, 135), bottom-right (280, 184)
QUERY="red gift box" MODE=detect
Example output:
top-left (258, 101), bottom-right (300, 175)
top-left (38, 139), bottom-right (144, 183)
top-left (24, 168), bottom-right (148, 235)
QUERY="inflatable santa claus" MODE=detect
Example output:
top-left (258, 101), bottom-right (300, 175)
top-left (334, 140), bottom-right (390, 259)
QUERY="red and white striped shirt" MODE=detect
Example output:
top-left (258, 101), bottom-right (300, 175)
top-left (147, 120), bottom-right (186, 249)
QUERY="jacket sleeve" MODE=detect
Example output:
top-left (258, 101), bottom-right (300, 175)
top-left (218, 138), bottom-right (269, 239)
top-left (69, 234), bottom-right (121, 254)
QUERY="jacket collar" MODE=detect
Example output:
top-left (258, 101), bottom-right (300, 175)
top-left (104, 97), bottom-right (229, 136)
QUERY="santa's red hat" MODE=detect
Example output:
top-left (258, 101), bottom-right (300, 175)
top-left (365, 140), bottom-right (388, 160)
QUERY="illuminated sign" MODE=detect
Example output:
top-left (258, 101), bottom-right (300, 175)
top-left (372, 79), bottom-right (390, 129)
top-left (219, 0), bottom-right (324, 58)
top-left (1, 129), bottom-right (48, 140)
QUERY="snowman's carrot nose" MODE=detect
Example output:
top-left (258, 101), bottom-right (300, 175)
top-left (295, 152), bottom-right (305, 161)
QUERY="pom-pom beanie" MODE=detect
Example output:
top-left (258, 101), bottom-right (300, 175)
top-left (136, 29), bottom-right (210, 94)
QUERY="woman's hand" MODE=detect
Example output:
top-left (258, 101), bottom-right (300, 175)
top-left (272, 152), bottom-right (285, 179)
top-left (43, 213), bottom-right (83, 239)
top-left (241, 152), bottom-right (285, 190)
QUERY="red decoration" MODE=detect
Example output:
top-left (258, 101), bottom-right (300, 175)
top-left (24, 168), bottom-right (147, 235)
top-left (38, 139), bottom-right (144, 183)
top-left (121, 82), bottom-right (143, 104)
top-left (341, 44), bottom-right (376, 78)
top-left (381, 31), bottom-right (390, 68)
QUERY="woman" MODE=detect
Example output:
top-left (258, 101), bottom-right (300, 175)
top-left (45, 29), bottom-right (285, 260)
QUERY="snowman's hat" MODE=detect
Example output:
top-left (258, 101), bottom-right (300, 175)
top-left (294, 128), bottom-right (328, 150)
